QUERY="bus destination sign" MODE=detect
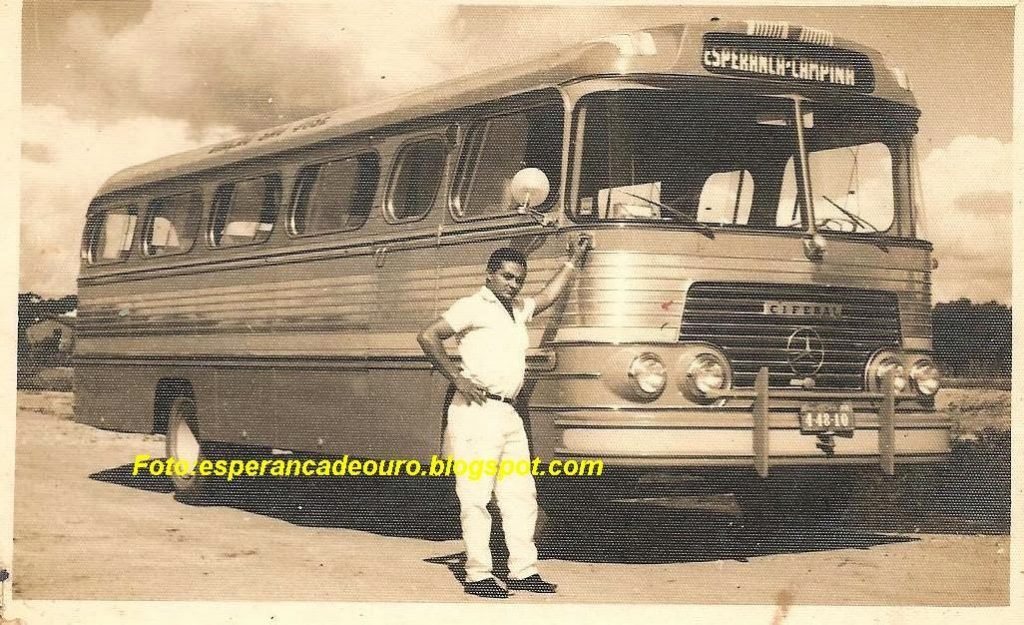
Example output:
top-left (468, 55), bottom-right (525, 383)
top-left (701, 33), bottom-right (875, 92)
top-left (704, 47), bottom-right (858, 86)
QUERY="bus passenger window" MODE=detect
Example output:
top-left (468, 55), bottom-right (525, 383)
top-left (143, 192), bottom-right (201, 256)
top-left (209, 175), bottom-right (281, 247)
top-left (453, 105), bottom-right (562, 220)
top-left (291, 154), bottom-right (379, 235)
top-left (387, 139), bottom-right (445, 222)
top-left (698, 170), bottom-right (754, 225)
top-left (83, 204), bottom-right (137, 264)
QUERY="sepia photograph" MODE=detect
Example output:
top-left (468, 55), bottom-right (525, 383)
top-left (4, 1), bottom-right (1017, 622)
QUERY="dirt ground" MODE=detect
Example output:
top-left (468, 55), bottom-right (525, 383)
top-left (11, 389), bottom-right (1011, 605)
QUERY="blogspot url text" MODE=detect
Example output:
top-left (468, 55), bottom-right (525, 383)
top-left (132, 454), bottom-right (604, 481)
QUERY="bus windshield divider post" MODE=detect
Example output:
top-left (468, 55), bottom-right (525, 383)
top-left (792, 97), bottom-right (817, 237)
top-left (879, 370), bottom-right (896, 476)
top-left (752, 366), bottom-right (770, 478)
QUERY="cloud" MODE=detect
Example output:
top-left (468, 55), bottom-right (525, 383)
top-left (36, 3), bottom-right (660, 132)
top-left (48, 1), bottom-right (460, 131)
top-left (20, 104), bottom-right (236, 296)
top-left (21, 142), bottom-right (52, 163)
top-left (919, 135), bottom-right (1012, 303)
top-left (954, 191), bottom-right (1012, 215)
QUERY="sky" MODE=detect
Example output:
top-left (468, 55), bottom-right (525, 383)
top-left (18, 1), bottom-right (1015, 303)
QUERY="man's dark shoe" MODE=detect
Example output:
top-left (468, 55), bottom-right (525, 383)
top-left (506, 574), bottom-right (557, 594)
top-left (464, 578), bottom-right (508, 599)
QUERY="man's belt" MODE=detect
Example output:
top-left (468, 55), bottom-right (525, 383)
top-left (485, 392), bottom-right (517, 406)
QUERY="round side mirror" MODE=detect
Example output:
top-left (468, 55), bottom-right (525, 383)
top-left (508, 168), bottom-right (550, 211)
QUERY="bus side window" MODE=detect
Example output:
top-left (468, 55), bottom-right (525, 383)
top-left (83, 204), bottom-right (138, 264)
top-left (143, 191), bottom-right (202, 256)
top-left (209, 175), bottom-right (281, 247)
top-left (291, 154), bottom-right (379, 235)
top-left (453, 105), bottom-right (562, 220)
top-left (386, 139), bottom-right (446, 222)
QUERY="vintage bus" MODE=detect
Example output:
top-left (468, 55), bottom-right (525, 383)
top-left (75, 19), bottom-right (947, 514)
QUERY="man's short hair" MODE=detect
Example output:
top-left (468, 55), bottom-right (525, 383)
top-left (486, 248), bottom-right (528, 273)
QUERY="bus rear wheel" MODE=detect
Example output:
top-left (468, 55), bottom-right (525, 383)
top-left (165, 396), bottom-right (220, 504)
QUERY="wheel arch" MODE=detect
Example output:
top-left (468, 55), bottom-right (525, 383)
top-left (153, 378), bottom-right (195, 434)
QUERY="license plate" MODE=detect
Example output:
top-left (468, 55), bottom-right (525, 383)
top-left (799, 402), bottom-right (856, 433)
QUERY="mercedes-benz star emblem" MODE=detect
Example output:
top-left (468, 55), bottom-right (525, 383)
top-left (786, 327), bottom-right (825, 375)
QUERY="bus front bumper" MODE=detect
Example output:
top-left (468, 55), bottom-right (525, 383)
top-left (533, 369), bottom-right (950, 476)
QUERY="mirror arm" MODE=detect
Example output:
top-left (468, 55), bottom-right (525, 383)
top-left (517, 204), bottom-right (557, 227)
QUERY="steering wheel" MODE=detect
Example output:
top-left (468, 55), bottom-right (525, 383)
top-left (782, 217), bottom-right (859, 231)
top-left (817, 217), bottom-right (859, 232)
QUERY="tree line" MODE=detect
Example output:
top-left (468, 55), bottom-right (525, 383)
top-left (932, 298), bottom-right (1011, 378)
top-left (18, 293), bottom-right (78, 376)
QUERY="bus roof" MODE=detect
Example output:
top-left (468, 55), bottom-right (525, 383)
top-left (94, 20), bottom-right (916, 198)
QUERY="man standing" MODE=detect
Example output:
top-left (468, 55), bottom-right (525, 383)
top-left (417, 237), bottom-right (590, 599)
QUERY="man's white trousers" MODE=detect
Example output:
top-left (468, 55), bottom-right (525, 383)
top-left (444, 397), bottom-right (540, 583)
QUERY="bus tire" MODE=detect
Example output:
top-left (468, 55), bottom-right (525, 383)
top-left (165, 396), bottom-right (218, 505)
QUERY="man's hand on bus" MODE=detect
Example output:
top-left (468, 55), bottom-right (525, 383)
top-left (570, 233), bottom-right (593, 267)
top-left (533, 234), bottom-right (593, 315)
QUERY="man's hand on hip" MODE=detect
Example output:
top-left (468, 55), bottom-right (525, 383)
top-left (455, 375), bottom-right (488, 405)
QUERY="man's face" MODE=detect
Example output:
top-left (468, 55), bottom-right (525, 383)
top-left (486, 260), bottom-right (527, 304)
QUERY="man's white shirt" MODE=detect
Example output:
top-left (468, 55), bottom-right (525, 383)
top-left (442, 287), bottom-right (536, 398)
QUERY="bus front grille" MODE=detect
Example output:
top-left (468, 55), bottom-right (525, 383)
top-left (679, 282), bottom-right (902, 390)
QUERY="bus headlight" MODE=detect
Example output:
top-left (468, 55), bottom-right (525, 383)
top-left (680, 351), bottom-right (731, 402)
top-left (909, 358), bottom-right (941, 396)
top-left (869, 354), bottom-right (908, 393)
top-left (628, 353), bottom-right (668, 398)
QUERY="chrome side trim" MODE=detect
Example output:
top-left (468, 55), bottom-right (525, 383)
top-left (73, 349), bottom-right (557, 371)
top-left (550, 454), bottom-right (949, 467)
top-left (551, 419), bottom-right (951, 429)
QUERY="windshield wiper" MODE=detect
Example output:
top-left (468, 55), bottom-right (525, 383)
top-left (620, 192), bottom-right (715, 239)
top-left (820, 195), bottom-right (889, 252)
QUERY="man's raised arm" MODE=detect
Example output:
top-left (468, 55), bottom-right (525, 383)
top-left (532, 234), bottom-right (592, 315)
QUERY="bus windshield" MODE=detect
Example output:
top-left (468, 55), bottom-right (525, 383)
top-left (572, 90), bottom-right (916, 238)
